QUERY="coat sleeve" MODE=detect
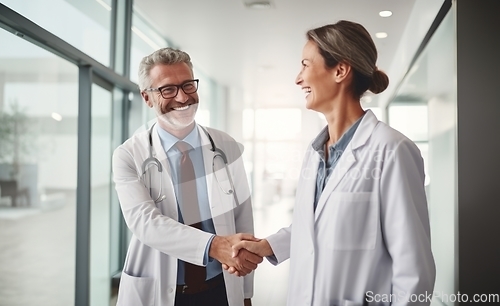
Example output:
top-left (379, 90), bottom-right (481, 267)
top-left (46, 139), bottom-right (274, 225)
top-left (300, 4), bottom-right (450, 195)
top-left (112, 146), bottom-right (213, 266)
top-left (379, 139), bottom-right (436, 305)
top-left (265, 225), bottom-right (292, 265)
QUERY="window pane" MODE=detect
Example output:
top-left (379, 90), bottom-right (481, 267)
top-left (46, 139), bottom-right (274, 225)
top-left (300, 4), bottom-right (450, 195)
top-left (388, 104), bottom-right (428, 142)
top-left (0, 28), bottom-right (78, 306)
top-left (130, 11), bottom-right (169, 84)
top-left (90, 84), bottom-right (113, 306)
top-left (2, 0), bottom-right (112, 66)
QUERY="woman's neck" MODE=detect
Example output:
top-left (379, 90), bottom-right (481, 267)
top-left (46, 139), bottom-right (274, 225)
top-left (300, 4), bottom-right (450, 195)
top-left (323, 98), bottom-right (364, 147)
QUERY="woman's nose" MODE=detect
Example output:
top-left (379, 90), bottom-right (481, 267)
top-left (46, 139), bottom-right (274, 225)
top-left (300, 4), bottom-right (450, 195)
top-left (295, 72), bottom-right (302, 85)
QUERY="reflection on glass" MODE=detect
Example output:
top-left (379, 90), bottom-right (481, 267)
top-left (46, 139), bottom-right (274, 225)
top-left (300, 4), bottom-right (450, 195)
top-left (0, 29), bottom-right (78, 306)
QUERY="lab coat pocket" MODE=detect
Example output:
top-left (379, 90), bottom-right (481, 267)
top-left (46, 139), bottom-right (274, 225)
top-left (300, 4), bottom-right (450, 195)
top-left (116, 271), bottom-right (156, 306)
top-left (328, 192), bottom-right (377, 250)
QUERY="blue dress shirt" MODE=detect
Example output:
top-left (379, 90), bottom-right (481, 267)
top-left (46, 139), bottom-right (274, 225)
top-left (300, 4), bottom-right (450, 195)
top-left (312, 113), bottom-right (365, 210)
top-left (156, 124), bottom-right (222, 284)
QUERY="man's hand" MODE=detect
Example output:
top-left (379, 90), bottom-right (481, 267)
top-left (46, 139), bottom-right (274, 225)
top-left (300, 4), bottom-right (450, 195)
top-left (222, 238), bottom-right (274, 275)
top-left (209, 233), bottom-right (263, 276)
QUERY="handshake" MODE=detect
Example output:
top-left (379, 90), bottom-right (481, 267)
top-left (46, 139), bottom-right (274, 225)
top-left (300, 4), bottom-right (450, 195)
top-left (209, 233), bottom-right (274, 277)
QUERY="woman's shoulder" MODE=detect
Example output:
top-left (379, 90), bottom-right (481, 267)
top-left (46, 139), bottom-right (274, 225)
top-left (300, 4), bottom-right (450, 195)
top-left (371, 121), bottom-right (419, 151)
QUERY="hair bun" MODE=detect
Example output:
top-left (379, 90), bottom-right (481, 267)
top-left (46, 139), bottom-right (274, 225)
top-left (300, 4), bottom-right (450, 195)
top-left (369, 69), bottom-right (389, 94)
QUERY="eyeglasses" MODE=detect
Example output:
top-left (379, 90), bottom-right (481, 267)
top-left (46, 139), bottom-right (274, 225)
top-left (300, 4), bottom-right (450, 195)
top-left (144, 79), bottom-right (199, 99)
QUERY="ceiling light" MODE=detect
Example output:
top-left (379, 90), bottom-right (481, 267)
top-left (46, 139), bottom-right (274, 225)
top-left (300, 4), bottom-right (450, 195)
top-left (244, 1), bottom-right (273, 9)
top-left (375, 32), bottom-right (388, 39)
top-left (51, 112), bottom-right (63, 121)
top-left (379, 10), bottom-right (392, 17)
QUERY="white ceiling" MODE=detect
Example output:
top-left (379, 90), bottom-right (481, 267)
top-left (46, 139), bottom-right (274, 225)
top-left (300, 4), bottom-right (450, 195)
top-left (134, 0), bottom-right (417, 108)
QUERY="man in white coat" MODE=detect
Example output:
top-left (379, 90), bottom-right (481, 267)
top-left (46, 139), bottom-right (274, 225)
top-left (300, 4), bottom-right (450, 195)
top-left (113, 47), bottom-right (261, 306)
top-left (229, 21), bottom-right (436, 306)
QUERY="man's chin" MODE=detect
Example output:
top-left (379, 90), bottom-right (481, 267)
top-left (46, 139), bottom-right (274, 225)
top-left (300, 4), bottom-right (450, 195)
top-left (157, 114), bottom-right (196, 131)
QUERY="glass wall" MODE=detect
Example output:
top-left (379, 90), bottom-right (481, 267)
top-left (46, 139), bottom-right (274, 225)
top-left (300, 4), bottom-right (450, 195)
top-left (387, 7), bottom-right (457, 306)
top-left (2, 0), bottom-right (112, 66)
top-left (0, 29), bottom-right (79, 306)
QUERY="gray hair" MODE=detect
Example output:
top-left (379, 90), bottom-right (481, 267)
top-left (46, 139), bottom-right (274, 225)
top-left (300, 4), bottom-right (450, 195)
top-left (307, 20), bottom-right (389, 98)
top-left (138, 47), bottom-right (194, 91)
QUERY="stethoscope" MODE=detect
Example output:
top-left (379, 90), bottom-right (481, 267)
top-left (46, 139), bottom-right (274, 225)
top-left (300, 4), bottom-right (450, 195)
top-left (140, 123), bottom-right (239, 205)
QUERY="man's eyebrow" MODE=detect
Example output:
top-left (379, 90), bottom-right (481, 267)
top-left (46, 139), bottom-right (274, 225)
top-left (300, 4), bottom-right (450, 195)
top-left (157, 80), bottom-right (192, 88)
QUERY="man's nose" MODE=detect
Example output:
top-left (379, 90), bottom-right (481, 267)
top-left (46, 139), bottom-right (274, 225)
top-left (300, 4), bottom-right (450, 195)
top-left (176, 88), bottom-right (189, 103)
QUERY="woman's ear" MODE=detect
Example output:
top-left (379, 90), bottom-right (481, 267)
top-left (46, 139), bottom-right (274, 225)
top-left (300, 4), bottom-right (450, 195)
top-left (334, 62), bottom-right (352, 83)
top-left (141, 91), bottom-right (153, 108)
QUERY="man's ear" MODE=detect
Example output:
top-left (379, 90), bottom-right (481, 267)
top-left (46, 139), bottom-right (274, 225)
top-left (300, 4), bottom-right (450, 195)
top-left (333, 62), bottom-right (352, 83)
top-left (141, 91), bottom-right (153, 108)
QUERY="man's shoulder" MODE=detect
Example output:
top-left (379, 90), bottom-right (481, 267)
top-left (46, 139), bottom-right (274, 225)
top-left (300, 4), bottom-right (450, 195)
top-left (115, 128), bottom-right (149, 153)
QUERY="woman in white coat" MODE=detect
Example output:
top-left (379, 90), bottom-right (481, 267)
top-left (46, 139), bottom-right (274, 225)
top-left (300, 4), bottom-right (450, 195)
top-left (231, 21), bottom-right (436, 305)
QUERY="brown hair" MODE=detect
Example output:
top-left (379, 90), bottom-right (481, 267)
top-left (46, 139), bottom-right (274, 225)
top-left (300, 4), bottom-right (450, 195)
top-left (306, 20), bottom-right (389, 99)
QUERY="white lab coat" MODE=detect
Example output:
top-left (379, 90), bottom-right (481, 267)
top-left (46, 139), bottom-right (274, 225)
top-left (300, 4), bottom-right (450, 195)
top-left (112, 123), bottom-right (254, 306)
top-left (267, 110), bottom-right (436, 306)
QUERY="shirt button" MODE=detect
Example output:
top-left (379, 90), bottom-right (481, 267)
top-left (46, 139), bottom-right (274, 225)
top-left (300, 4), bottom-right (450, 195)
top-left (168, 288), bottom-right (173, 293)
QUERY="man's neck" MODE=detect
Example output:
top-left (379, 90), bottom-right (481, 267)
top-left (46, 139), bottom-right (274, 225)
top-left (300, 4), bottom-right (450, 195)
top-left (158, 121), bottom-right (196, 140)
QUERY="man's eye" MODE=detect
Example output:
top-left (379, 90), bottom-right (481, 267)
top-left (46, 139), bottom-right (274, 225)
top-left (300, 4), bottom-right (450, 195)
top-left (183, 83), bottom-right (195, 90)
top-left (161, 86), bottom-right (177, 94)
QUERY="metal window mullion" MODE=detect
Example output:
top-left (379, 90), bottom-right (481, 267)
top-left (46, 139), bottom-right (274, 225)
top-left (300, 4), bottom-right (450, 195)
top-left (111, 0), bottom-right (133, 78)
top-left (75, 65), bottom-right (92, 306)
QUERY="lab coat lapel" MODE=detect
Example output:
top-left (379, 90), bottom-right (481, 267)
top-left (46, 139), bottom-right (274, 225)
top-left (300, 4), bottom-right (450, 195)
top-left (198, 125), bottom-right (214, 199)
top-left (301, 149), bottom-right (321, 237)
top-left (314, 148), bottom-right (357, 220)
top-left (151, 124), bottom-right (169, 168)
top-left (150, 123), bottom-right (177, 214)
top-left (314, 110), bottom-right (379, 220)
